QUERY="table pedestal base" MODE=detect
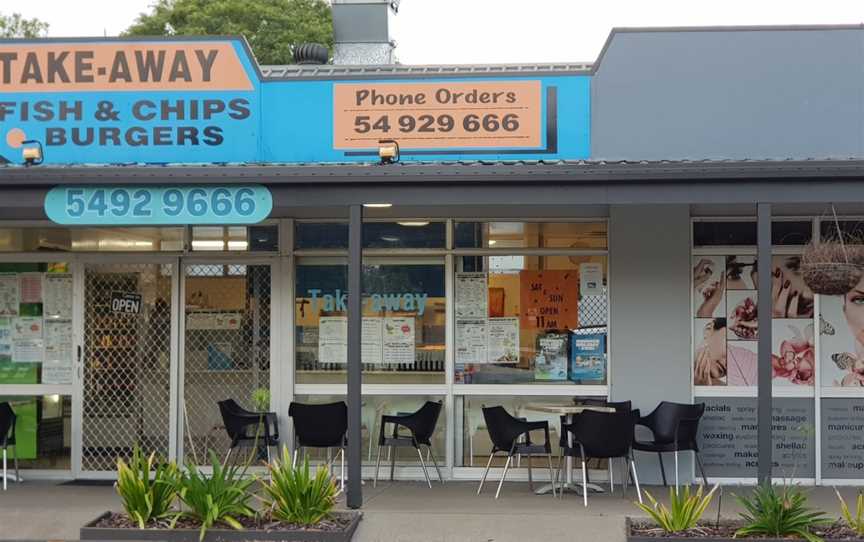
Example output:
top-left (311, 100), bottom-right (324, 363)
top-left (534, 482), bottom-right (605, 495)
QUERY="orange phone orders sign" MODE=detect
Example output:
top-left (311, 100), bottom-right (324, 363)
top-left (0, 42), bottom-right (253, 92)
top-left (333, 80), bottom-right (542, 150)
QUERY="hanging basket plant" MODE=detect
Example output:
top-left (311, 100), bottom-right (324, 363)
top-left (801, 208), bottom-right (864, 295)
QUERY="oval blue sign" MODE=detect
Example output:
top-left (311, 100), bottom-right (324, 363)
top-left (45, 185), bottom-right (273, 225)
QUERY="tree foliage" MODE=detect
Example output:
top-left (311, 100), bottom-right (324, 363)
top-left (0, 12), bottom-right (49, 38)
top-left (124, 0), bottom-right (332, 65)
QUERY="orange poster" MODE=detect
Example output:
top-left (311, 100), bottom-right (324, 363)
top-left (519, 270), bottom-right (579, 331)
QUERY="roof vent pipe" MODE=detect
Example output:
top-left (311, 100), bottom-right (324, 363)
top-left (293, 43), bottom-right (330, 65)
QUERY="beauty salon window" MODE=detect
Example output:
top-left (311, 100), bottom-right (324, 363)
top-left (455, 221), bottom-right (607, 250)
top-left (454, 254), bottom-right (608, 385)
top-left (294, 259), bottom-right (445, 384)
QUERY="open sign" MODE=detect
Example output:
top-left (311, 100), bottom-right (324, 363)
top-left (111, 291), bottom-right (142, 315)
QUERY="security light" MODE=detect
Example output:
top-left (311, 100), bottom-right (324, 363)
top-left (21, 140), bottom-right (43, 166)
top-left (378, 139), bottom-right (400, 164)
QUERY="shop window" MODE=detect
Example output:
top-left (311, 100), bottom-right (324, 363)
top-left (295, 223), bottom-right (348, 250)
top-left (295, 221), bottom-right (446, 250)
top-left (696, 396), bottom-right (815, 478)
top-left (363, 222), bottom-right (446, 249)
top-left (455, 222), bottom-right (607, 250)
top-left (456, 395), bottom-right (574, 467)
top-left (454, 255), bottom-right (607, 385)
top-left (820, 219), bottom-right (864, 241)
top-left (295, 259), bottom-right (445, 384)
top-left (0, 263), bottom-right (72, 385)
top-left (0, 395), bottom-right (71, 470)
top-left (191, 225), bottom-right (278, 252)
top-left (292, 394), bottom-right (445, 467)
top-left (0, 227), bottom-right (184, 252)
top-left (693, 220), bottom-right (812, 247)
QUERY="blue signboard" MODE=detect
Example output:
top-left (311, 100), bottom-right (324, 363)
top-left (44, 185), bottom-right (272, 225)
top-left (0, 37), bottom-right (590, 166)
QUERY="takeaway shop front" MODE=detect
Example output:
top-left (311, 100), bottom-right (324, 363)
top-left (2, 28), bottom-right (864, 503)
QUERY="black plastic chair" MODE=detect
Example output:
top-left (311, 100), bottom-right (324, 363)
top-left (217, 399), bottom-right (279, 464)
top-left (632, 401), bottom-right (707, 488)
top-left (477, 406), bottom-right (557, 499)
top-left (557, 410), bottom-right (642, 506)
top-left (374, 401), bottom-right (443, 488)
top-left (288, 401), bottom-right (348, 490)
top-left (0, 402), bottom-right (19, 490)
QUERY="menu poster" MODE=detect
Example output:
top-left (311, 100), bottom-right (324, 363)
top-left (19, 273), bottom-right (43, 304)
top-left (12, 339), bottom-right (43, 363)
top-left (455, 273), bottom-right (488, 318)
top-left (44, 274), bottom-right (73, 319)
top-left (318, 316), bottom-right (347, 364)
top-left (42, 365), bottom-right (73, 385)
top-left (570, 332), bottom-right (606, 381)
top-left (0, 274), bottom-right (19, 316)
top-left (487, 317), bottom-right (519, 363)
top-left (456, 318), bottom-right (487, 364)
top-left (44, 320), bottom-right (73, 364)
top-left (534, 332), bottom-right (569, 381)
top-left (383, 317), bottom-right (415, 365)
top-left (519, 270), bottom-right (579, 331)
top-left (579, 263), bottom-right (604, 296)
top-left (0, 317), bottom-right (11, 362)
top-left (362, 317), bottom-right (384, 364)
top-left (13, 317), bottom-right (43, 340)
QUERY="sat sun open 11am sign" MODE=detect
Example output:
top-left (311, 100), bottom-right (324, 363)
top-left (0, 37), bottom-right (590, 165)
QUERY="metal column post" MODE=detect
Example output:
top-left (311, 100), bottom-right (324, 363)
top-left (756, 203), bottom-right (773, 484)
top-left (347, 204), bottom-right (363, 508)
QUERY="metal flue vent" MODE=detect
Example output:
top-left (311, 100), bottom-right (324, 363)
top-left (293, 43), bottom-right (330, 65)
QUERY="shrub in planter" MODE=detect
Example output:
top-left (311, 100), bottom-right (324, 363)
top-left (634, 484), bottom-right (719, 535)
top-left (836, 488), bottom-right (864, 538)
top-left (175, 451), bottom-right (256, 541)
top-left (259, 446), bottom-right (338, 526)
top-left (735, 483), bottom-right (828, 542)
top-left (115, 446), bottom-right (181, 528)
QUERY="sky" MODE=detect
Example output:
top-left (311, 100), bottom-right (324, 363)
top-left (7, 0), bottom-right (864, 64)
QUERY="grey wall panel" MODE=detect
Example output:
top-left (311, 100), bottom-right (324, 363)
top-left (609, 204), bottom-right (692, 483)
top-left (593, 29), bottom-right (864, 160)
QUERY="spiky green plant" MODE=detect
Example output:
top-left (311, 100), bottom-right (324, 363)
top-left (176, 451), bottom-right (256, 541)
top-left (251, 388), bottom-right (270, 412)
top-left (115, 446), bottom-right (180, 528)
top-left (635, 484), bottom-right (719, 533)
top-left (259, 446), bottom-right (338, 526)
top-left (836, 488), bottom-right (864, 537)
top-left (734, 483), bottom-right (827, 542)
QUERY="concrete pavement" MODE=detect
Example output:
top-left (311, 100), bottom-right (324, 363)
top-left (0, 480), bottom-right (858, 542)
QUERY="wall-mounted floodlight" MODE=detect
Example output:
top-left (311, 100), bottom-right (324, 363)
top-left (22, 140), bottom-right (43, 166)
top-left (378, 139), bottom-right (400, 164)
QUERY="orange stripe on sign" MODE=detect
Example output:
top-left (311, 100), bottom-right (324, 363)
top-left (0, 42), bottom-right (253, 92)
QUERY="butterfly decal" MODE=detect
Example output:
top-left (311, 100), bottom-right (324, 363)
top-left (832, 352), bottom-right (857, 370)
top-left (820, 315), bottom-right (836, 336)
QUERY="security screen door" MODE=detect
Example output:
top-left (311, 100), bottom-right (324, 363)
top-left (79, 260), bottom-right (177, 474)
top-left (179, 261), bottom-right (273, 464)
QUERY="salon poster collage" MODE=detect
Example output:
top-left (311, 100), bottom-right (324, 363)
top-left (693, 255), bottom-right (864, 389)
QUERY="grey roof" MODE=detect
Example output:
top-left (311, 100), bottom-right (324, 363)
top-left (260, 62), bottom-right (593, 80)
top-left (4, 158), bottom-right (864, 185)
